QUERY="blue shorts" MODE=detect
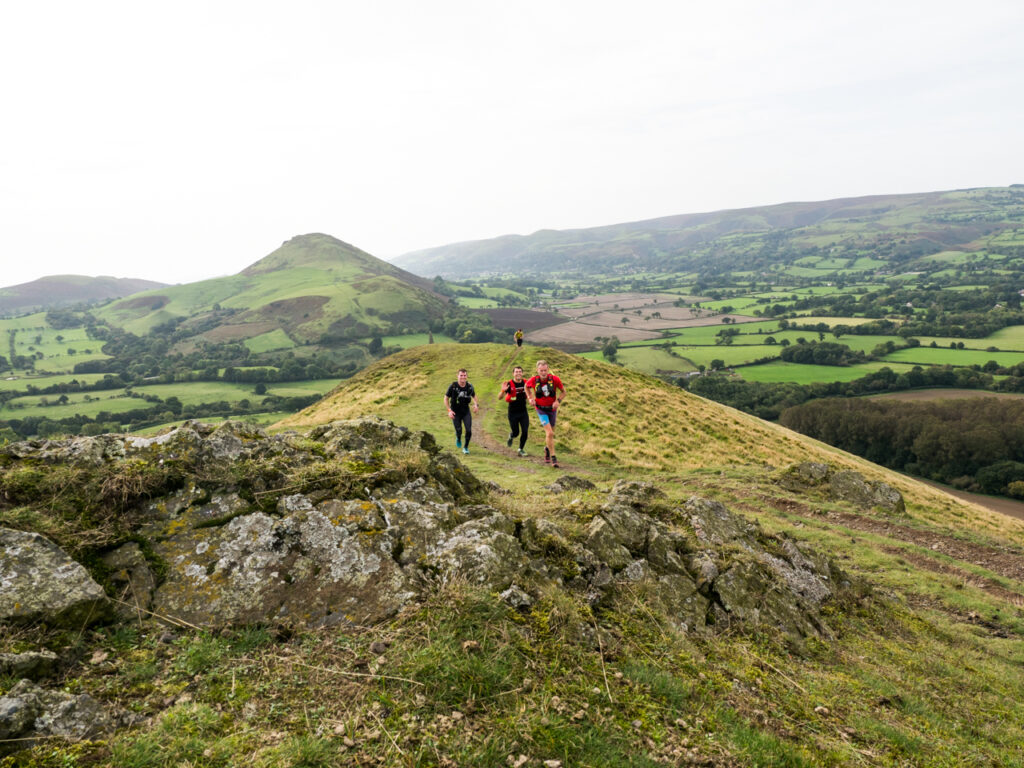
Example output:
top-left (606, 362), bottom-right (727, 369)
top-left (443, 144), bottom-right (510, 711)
top-left (537, 409), bottom-right (556, 427)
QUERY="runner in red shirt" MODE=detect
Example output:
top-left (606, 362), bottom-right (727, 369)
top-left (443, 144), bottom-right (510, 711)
top-left (525, 359), bottom-right (566, 468)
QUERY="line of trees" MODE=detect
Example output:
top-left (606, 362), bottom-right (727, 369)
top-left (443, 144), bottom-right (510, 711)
top-left (778, 397), bottom-right (1024, 497)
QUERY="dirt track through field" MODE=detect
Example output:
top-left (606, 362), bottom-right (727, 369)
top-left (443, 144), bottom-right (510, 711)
top-left (756, 496), bottom-right (1024, 587)
top-left (464, 346), bottom-right (573, 474)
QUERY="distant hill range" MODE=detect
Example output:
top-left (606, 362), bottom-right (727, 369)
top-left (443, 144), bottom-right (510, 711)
top-left (394, 186), bottom-right (1024, 278)
top-left (0, 275), bottom-right (166, 316)
top-left (93, 233), bottom-right (449, 344)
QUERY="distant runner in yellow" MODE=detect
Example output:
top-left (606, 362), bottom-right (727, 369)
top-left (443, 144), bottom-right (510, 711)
top-left (514, 328), bottom-right (524, 349)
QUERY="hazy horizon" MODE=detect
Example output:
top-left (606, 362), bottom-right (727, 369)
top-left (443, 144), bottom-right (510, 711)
top-left (3, 1), bottom-right (1023, 287)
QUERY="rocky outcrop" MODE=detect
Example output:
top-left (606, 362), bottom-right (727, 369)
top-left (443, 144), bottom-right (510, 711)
top-left (0, 418), bottom-right (867, 754)
top-left (778, 462), bottom-right (906, 514)
top-left (1, 421), bottom-right (852, 641)
top-left (0, 680), bottom-right (133, 755)
top-left (0, 529), bottom-right (109, 628)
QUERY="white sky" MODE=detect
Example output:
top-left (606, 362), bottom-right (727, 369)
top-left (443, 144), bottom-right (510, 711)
top-left (2, 1), bottom-right (1023, 287)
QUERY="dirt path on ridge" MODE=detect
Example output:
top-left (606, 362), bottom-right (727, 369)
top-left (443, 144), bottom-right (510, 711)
top-left (468, 347), bottom-right (576, 474)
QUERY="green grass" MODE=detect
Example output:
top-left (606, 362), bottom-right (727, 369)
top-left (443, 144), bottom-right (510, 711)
top-left (0, 379), bottom-right (342, 422)
top-left (587, 346), bottom-right (696, 375)
top-left (374, 332), bottom-right (456, 349)
top-left (455, 296), bottom-right (502, 308)
top-left (737, 360), bottom-right (919, 384)
top-left (882, 347), bottom-right (1024, 367)
top-left (1, 392), bottom-right (156, 420)
top-left (244, 329), bottom-right (296, 353)
top-left (0, 372), bottom-right (114, 392)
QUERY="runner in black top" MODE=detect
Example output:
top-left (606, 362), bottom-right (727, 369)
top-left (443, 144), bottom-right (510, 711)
top-left (444, 368), bottom-right (478, 455)
top-left (500, 365), bottom-right (530, 455)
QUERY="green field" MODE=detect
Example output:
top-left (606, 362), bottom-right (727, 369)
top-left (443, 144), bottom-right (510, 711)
top-left (882, 347), bottom-right (1024, 367)
top-left (737, 361), bottom-right (919, 384)
top-left (376, 333), bottom-right (456, 349)
top-left (580, 346), bottom-right (696, 375)
top-left (4, 322), bottom-right (111, 373)
top-left (454, 296), bottom-right (501, 308)
top-left (244, 329), bottom-right (296, 353)
top-left (984, 325), bottom-right (1024, 350)
top-left (675, 344), bottom-right (778, 368)
top-left (0, 372), bottom-right (113, 392)
top-left (2, 392), bottom-right (151, 421)
top-left (1, 379), bottom-right (343, 422)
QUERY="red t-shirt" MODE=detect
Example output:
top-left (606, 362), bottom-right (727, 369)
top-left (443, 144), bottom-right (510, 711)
top-left (526, 373), bottom-right (564, 409)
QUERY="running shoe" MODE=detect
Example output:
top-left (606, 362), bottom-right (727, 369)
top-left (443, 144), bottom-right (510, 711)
top-left (517, 448), bottom-right (526, 457)
top-left (551, 455), bottom-right (559, 468)
top-left (544, 454), bottom-right (551, 465)
top-left (462, 447), bottom-right (469, 455)
top-left (506, 434), bottom-right (514, 448)
top-left (456, 438), bottom-right (461, 449)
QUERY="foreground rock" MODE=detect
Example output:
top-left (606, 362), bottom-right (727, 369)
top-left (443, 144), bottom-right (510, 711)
top-left (0, 680), bottom-right (133, 755)
top-left (0, 529), bottom-right (109, 628)
top-left (1, 419), bottom-right (853, 640)
top-left (0, 418), bottom-right (865, 753)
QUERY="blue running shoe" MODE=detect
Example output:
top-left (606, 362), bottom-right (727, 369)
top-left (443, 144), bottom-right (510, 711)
top-left (456, 438), bottom-right (462, 449)
top-left (462, 447), bottom-right (469, 455)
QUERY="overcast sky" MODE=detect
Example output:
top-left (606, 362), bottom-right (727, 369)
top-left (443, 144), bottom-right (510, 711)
top-left (2, 1), bottom-right (1023, 288)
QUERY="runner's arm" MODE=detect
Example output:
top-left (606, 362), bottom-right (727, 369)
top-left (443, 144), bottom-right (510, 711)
top-left (553, 381), bottom-right (566, 409)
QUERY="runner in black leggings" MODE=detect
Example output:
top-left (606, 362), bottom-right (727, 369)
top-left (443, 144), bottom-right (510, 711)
top-left (444, 368), bottom-right (478, 455)
top-left (500, 365), bottom-right (530, 456)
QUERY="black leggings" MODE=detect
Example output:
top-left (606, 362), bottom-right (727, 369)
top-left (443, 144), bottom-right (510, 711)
top-left (453, 411), bottom-right (472, 446)
top-left (508, 410), bottom-right (529, 449)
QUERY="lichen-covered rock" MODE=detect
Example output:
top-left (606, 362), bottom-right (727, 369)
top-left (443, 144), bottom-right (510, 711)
top-left (381, 499), bottom-right (459, 566)
top-left (0, 680), bottom-right (131, 754)
top-left (101, 542), bottom-right (156, 620)
top-left (310, 416), bottom-right (427, 455)
top-left (0, 650), bottom-right (59, 681)
top-left (685, 497), bottom-right (756, 546)
top-left (0, 419), bottom-right (856, 646)
top-left (778, 462), bottom-right (905, 514)
top-left (777, 462), bottom-right (831, 491)
top-left (427, 513), bottom-right (529, 590)
top-left (0, 528), bottom-right (109, 628)
top-left (151, 508), bottom-right (414, 628)
top-left (829, 471), bottom-right (905, 514)
top-left (544, 475), bottom-right (597, 493)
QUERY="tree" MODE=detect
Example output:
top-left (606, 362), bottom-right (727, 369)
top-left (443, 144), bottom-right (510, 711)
top-left (601, 336), bottom-right (621, 362)
top-left (710, 359), bottom-right (725, 371)
top-left (254, 382), bottom-right (267, 396)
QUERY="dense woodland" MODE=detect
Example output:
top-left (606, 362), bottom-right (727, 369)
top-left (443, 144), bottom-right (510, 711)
top-left (779, 397), bottom-right (1024, 497)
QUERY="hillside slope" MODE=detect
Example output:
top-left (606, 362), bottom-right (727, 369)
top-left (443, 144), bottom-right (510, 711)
top-left (279, 344), bottom-right (1020, 535)
top-left (2, 345), bottom-right (1023, 764)
top-left (394, 185), bottom-right (1024, 277)
top-left (0, 275), bottom-right (166, 316)
top-left (93, 234), bottom-right (450, 341)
